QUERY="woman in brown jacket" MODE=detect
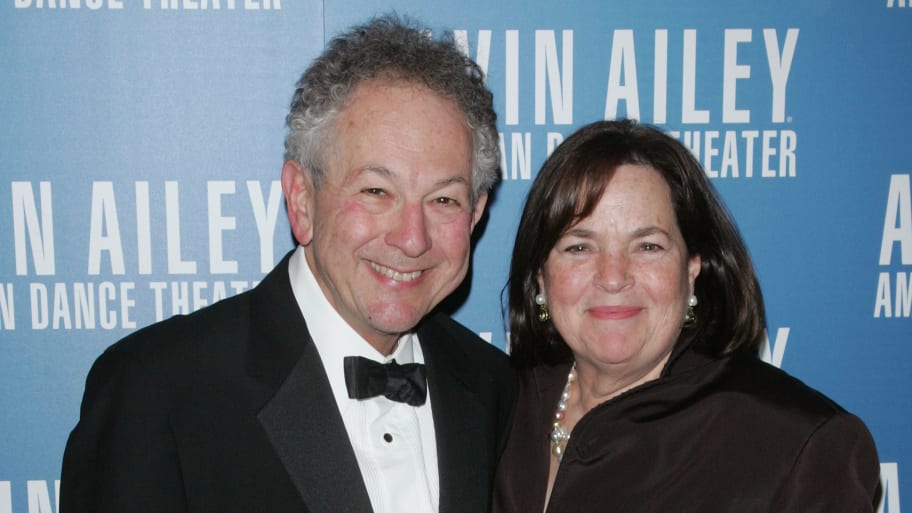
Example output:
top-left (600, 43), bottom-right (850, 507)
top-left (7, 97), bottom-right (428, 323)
top-left (493, 120), bottom-right (881, 513)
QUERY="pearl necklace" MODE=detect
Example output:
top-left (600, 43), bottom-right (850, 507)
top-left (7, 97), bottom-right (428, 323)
top-left (549, 362), bottom-right (576, 462)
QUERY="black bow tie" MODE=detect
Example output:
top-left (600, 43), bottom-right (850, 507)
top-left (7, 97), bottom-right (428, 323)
top-left (343, 356), bottom-right (428, 406)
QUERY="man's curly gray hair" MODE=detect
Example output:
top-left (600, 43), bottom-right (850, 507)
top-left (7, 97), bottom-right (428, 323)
top-left (283, 14), bottom-right (501, 203)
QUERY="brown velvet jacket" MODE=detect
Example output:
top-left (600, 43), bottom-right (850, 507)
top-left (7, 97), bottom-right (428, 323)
top-left (493, 344), bottom-right (881, 513)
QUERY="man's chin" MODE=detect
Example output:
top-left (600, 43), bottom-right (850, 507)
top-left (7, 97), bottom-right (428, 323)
top-left (367, 308), bottom-right (428, 336)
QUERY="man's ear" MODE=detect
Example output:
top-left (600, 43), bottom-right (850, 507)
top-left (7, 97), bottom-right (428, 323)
top-left (281, 160), bottom-right (315, 245)
top-left (470, 192), bottom-right (489, 232)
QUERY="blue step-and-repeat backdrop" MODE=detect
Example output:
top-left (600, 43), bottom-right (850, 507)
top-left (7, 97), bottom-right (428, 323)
top-left (1, 0), bottom-right (909, 511)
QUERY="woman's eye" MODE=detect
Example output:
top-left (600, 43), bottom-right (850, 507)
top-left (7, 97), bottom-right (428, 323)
top-left (641, 242), bottom-right (663, 252)
top-left (565, 244), bottom-right (587, 253)
top-left (362, 187), bottom-right (387, 196)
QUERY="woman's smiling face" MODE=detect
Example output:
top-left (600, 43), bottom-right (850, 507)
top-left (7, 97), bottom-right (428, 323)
top-left (538, 163), bottom-right (701, 392)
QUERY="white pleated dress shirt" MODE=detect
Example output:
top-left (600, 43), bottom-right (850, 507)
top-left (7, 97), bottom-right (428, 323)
top-left (288, 247), bottom-right (439, 513)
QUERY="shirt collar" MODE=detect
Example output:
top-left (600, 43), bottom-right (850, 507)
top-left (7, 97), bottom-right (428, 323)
top-left (287, 246), bottom-right (422, 409)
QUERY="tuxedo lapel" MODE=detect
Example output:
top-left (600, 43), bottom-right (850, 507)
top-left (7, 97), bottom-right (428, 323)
top-left (419, 316), bottom-right (489, 513)
top-left (248, 253), bottom-right (373, 513)
top-left (248, 256), bottom-right (501, 513)
top-left (258, 342), bottom-right (374, 513)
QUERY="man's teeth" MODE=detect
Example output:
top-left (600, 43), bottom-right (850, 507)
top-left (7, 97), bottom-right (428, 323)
top-left (370, 262), bottom-right (422, 282)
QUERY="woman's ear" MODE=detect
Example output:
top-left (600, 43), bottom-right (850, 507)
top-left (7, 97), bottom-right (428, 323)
top-left (687, 254), bottom-right (702, 291)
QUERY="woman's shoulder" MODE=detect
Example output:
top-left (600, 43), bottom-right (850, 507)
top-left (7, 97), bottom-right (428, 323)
top-left (715, 354), bottom-right (862, 426)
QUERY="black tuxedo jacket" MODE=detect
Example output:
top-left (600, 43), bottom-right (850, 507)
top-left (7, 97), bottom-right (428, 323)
top-left (61, 253), bottom-right (517, 513)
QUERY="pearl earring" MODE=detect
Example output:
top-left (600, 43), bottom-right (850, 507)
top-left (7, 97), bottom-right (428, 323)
top-left (684, 294), bottom-right (697, 324)
top-left (535, 293), bottom-right (550, 322)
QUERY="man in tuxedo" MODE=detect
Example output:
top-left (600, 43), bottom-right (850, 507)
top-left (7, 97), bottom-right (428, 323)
top-left (60, 15), bottom-right (515, 513)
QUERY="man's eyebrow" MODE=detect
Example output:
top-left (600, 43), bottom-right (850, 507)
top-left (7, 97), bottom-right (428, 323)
top-left (435, 176), bottom-right (469, 187)
top-left (358, 167), bottom-right (469, 188)
top-left (360, 166), bottom-right (392, 178)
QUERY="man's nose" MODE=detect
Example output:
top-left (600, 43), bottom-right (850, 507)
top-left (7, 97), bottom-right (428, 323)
top-left (385, 203), bottom-right (431, 257)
